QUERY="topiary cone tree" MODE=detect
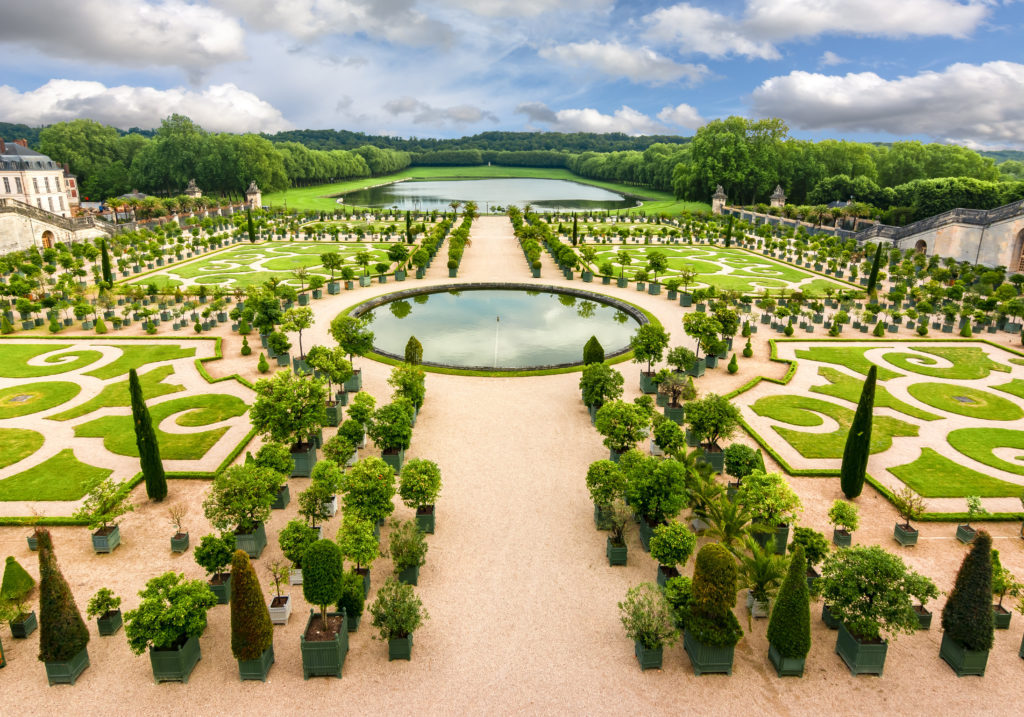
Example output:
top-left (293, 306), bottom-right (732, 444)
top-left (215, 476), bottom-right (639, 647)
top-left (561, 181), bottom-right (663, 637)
top-left (839, 365), bottom-right (875, 499)
top-left (941, 530), bottom-right (994, 653)
top-left (230, 550), bottom-right (273, 663)
top-left (36, 529), bottom-right (90, 666)
top-left (866, 242), bottom-right (883, 296)
top-left (129, 368), bottom-right (167, 501)
top-left (766, 544), bottom-right (810, 674)
top-left (583, 336), bottom-right (605, 365)
top-left (100, 239), bottom-right (113, 286)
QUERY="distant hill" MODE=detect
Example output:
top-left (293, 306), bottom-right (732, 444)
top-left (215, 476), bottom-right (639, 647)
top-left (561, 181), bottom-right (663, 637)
top-left (978, 149), bottom-right (1024, 164)
top-left (0, 122), bottom-right (43, 147)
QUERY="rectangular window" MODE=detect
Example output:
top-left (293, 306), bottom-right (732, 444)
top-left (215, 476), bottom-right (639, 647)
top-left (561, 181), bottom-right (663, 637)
top-left (54, 176), bottom-right (61, 192)
top-left (37, 199), bottom-right (43, 209)
top-left (33, 177), bottom-right (39, 193)
top-left (15, 177), bottom-right (22, 193)
top-left (44, 177), bottom-right (50, 192)
top-left (48, 197), bottom-right (54, 212)
top-left (2, 177), bottom-right (9, 193)
top-left (59, 196), bottom-right (65, 211)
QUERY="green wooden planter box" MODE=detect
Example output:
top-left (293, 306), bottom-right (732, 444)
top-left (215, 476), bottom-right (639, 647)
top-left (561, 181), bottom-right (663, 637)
top-left (894, 523), bottom-right (918, 546)
top-left (301, 610), bottom-right (348, 679)
top-left (647, 282), bottom-right (661, 295)
top-left (27, 533), bottom-right (38, 551)
top-left (359, 276), bottom-right (371, 287)
top-left (238, 644), bottom-right (275, 682)
top-left (344, 371), bottom-right (362, 392)
top-left (835, 623), bottom-right (887, 676)
top-left (664, 404), bottom-right (684, 425)
top-left (683, 630), bottom-right (735, 675)
top-left (271, 484), bottom-right (290, 510)
top-left (290, 443), bottom-right (317, 477)
top-left (639, 372), bottom-right (658, 394)
top-left (210, 574), bottom-right (232, 604)
top-left (768, 642), bottom-right (805, 677)
top-left (617, 277), bottom-right (628, 288)
top-left (415, 505), bottom-right (435, 534)
top-left (97, 609), bottom-right (123, 636)
top-left (606, 537), bottom-right (627, 566)
top-left (276, 353), bottom-right (290, 367)
top-left (10, 611), bottom-right (37, 638)
top-left (638, 520), bottom-right (654, 552)
top-left (171, 532), bottom-right (190, 553)
top-left (915, 606), bottom-right (932, 630)
top-left (328, 282), bottom-right (341, 294)
top-left (325, 403), bottom-right (342, 427)
top-left (92, 525), bottom-right (120, 554)
top-left (688, 358), bottom-right (706, 377)
top-left (697, 448), bottom-right (724, 474)
top-left (773, 524), bottom-right (790, 556)
top-left (382, 448), bottom-right (405, 473)
top-left (994, 605), bottom-right (1012, 629)
top-left (634, 641), bottom-right (663, 670)
top-left (388, 634), bottom-right (413, 661)
top-left (45, 646), bottom-right (90, 686)
top-left (149, 635), bottom-right (202, 683)
top-left (821, 602), bottom-right (840, 629)
top-left (939, 632), bottom-right (988, 677)
top-left (956, 524), bottom-right (977, 544)
top-left (832, 528), bottom-right (852, 548)
top-left (397, 564), bottom-right (420, 586)
top-left (235, 522), bottom-right (267, 559)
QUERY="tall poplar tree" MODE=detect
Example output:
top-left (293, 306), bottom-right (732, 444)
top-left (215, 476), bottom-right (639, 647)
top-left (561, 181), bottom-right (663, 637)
top-left (129, 368), bottom-right (167, 501)
top-left (840, 365), bottom-right (876, 498)
top-left (866, 242), bottom-right (883, 295)
top-left (99, 239), bottom-right (113, 285)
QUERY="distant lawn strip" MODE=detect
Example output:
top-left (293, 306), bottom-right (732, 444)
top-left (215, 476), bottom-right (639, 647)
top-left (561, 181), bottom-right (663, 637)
top-left (948, 428), bottom-right (1024, 477)
top-left (881, 346), bottom-right (1011, 380)
top-left (0, 344), bottom-right (103, 378)
top-left (74, 394), bottom-right (248, 459)
top-left (905, 382), bottom-right (1024, 421)
top-left (890, 448), bottom-right (1024, 498)
top-left (810, 367), bottom-right (940, 421)
top-left (84, 344), bottom-right (196, 380)
top-left (750, 394), bottom-right (918, 459)
top-left (0, 428), bottom-right (45, 469)
top-left (1011, 358), bottom-right (1024, 366)
top-left (0, 381), bottom-right (81, 418)
top-left (793, 346), bottom-right (902, 380)
top-left (0, 449), bottom-right (111, 501)
top-left (51, 366), bottom-right (184, 421)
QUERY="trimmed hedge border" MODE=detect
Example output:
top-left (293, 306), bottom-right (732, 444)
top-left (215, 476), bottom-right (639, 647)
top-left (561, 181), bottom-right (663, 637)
top-left (730, 337), bottom-right (1024, 521)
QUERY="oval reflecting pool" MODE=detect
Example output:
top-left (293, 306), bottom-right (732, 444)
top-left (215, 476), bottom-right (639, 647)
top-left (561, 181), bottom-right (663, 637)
top-left (360, 287), bottom-right (642, 369)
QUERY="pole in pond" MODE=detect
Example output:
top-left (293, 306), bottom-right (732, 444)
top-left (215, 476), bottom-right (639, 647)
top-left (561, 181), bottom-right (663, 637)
top-left (494, 315), bottom-right (500, 367)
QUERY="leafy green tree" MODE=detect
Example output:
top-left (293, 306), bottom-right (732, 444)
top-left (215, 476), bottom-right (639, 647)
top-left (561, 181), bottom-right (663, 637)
top-left (281, 306), bottom-right (314, 359)
top-left (129, 368), bottom-right (166, 502)
top-left (202, 464), bottom-right (283, 533)
top-left (249, 370), bottom-right (326, 448)
top-left (100, 239), bottom-right (113, 285)
top-left (629, 323), bottom-right (670, 374)
top-left (724, 444), bottom-right (761, 482)
top-left (840, 365), bottom-right (876, 499)
top-left (736, 470), bottom-right (802, 529)
top-left (942, 531), bottom-right (994, 651)
top-left (621, 450), bottom-right (689, 525)
top-left (230, 550), bottom-right (273, 662)
top-left (398, 458), bottom-right (442, 509)
top-left (123, 572), bottom-right (217, 655)
top-left (329, 314), bottom-right (375, 367)
top-left (343, 457), bottom-right (397, 524)
top-left (303, 540), bottom-right (344, 630)
top-left (866, 242), bottom-right (883, 295)
top-left (579, 363), bottom-right (624, 407)
top-left (683, 313), bottom-right (724, 360)
top-left (649, 521), bottom-right (697, 571)
top-left (686, 543), bottom-right (743, 647)
top-left (766, 544), bottom-right (811, 661)
top-left (684, 393), bottom-right (740, 451)
top-left (594, 401), bottom-right (649, 454)
top-left (404, 336), bottom-right (423, 365)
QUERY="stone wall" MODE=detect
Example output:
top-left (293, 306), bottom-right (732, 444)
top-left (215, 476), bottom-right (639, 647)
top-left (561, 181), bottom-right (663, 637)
top-left (0, 211), bottom-right (108, 254)
top-left (893, 216), bottom-right (1024, 269)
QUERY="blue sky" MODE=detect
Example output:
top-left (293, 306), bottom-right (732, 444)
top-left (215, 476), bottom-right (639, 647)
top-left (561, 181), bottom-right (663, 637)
top-left (1, 1), bottom-right (1022, 148)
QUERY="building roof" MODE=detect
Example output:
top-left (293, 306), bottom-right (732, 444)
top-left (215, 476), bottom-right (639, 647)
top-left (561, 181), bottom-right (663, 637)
top-left (0, 141), bottom-right (61, 171)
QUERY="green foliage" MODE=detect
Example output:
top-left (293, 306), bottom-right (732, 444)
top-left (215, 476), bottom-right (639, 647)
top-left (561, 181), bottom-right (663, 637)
top-left (367, 401), bottom-right (413, 453)
top-left (687, 543), bottom-right (743, 647)
top-left (252, 442), bottom-right (294, 477)
top-left (342, 457), bottom-right (397, 524)
top-left (203, 464), bottom-right (283, 533)
top-left (1, 316), bottom-right (13, 335)
top-left (583, 336), bottom-right (605, 365)
top-left (818, 545), bottom-right (923, 642)
top-left (789, 527), bottom-right (830, 568)
top-left (766, 545), bottom-right (811, 659)
top-left (683, 312), bottom-right (724, 359)
top-left (36, 529), bottom-right (90, 662)
top-left (941, 531), bottom-right (994, 651)
top-left (250, 369), bottom-right (326, 446)
top-left (684, 393), bottom-right (740, 449)
top-left (230, 550), bottom-right (272, 661)
top-left (297, 481), bottom-right (334, 527)
top-left (71, 475), bottom-right (134, 530)
top-left (123, 572), bottom-right (217, 655)
top-left (194, 533), bottom-right (236, 576)
top-left (1, 556), bottom-right (34, 614)
top-left (387, 362), bottom-right (427, 409)
top-left (257, 352), bottom-right (269, 373)
top-left (85, 587), bottom-right (121, 620)
top-left (336, 513), bottom-right (379, 570)
top-left (872, 321), bottom-right (885, 337)
top-left (584, 460), bottom-right (626, 508)
top-left (337, 571), bottom-right (365, 623)
top-left (891, 486), bottom-right (926, 526)
top-left (129, 368), bottom-right (166, 502)
top-left (387, 519), bottom-right (429, 572)
top-left (736, 469), bottom-right (802, 527)
top-left (322, 433), bottom-right (356, 467)
top-left (840, 365), bottom-right (876, 499)
top-left (594, 400), bottom-right (649, 454)
top-left (738, 537), bottom-right (787, 607)
top-left (330, 313), bottom-right (375, 365)
top-left (303, 539), bottom-right (344, 628)
top-left (724, 444), bottom-right (760, 481)
top-left (828, 499), bottom-right (860, 532)
top-left (578, 363), bottom-right (624, 407)
top-left (278, 519), bottom-right (319, 569)
top-left (369, 577), bottom-right (428, 640)
top-left (619, 582), bottom-right (678, 650)
top-left (991, 549), bottom-right (1023, 608)
top-left (653, 418), bottom-right (685, 454)
top-left (404, 336), bottom-right (423, 365)
top-left (241, 336), bottom-right (252, 356)
top-left (916, 323), bottom-right (929, 336)
top-left (866, 242), bottom-right (883, 295)
top-left (630, 323), bottom-right (670, 372)
top-left (399, 458), bottom-right (442, 508)
top-left (727, 353), bottom-right (738, 374)
top-left (48, 315), bottom-right (61, 334)
top-left (621, 450), bottom-right (690, 525)
top-left (649, 521), bottom-right (697, 569)
top-left (346, 391), bottom-right (376, 426)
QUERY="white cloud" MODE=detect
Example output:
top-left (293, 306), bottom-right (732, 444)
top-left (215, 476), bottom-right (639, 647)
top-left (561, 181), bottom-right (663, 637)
top-left (656, 104), bottom-right (705, 131)
top-left (539, 41), bottom-right (709, 86)
top-left (0, 1), bottom-right (245, 76)
top-left (383, 96), bottom-right (498, 126)
top-left (0, 80), bottom-right (291, 133)
top-left (750, 61), bottom-right (1024, 148)
top-left (515, 103), bottom-right (669, 135)
top-left (646, 0), bottom-right (990, 59)
top-left (819, 51), bottom-right (847, 67)
top-left (439, 0), bottom-right (613, 17)
top-left (211, 0), bottom-right (455, 46)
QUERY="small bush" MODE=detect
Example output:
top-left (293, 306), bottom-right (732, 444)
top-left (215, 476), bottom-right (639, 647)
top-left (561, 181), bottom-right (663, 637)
top-left (48, 315), bottom-right (61, 333)
top-left (241, 337), bottom-right (252, 356)
top-left (916, 323), bottom-right (928, 336)
top-left (727, 353), bottom-right (738, 374)
top-left (960, 323), bottom-right (973, 337)
top-left (257, 352), bottom-right (270, 373)
top-left (742, 339), bottom-right (753, 358)
top-left (583, 336), bottom-right (605, 365)
top-left (337, 570), bottom-right (365, 623)
top-left (618, 582), bottom-right (678, 650)
top-left (872, 321), bottom-right (885, 337)
top-left (369, 577), bottom-right (428, 640)
top-left (404, 336), bottom-right (423, 365)
top-left (766, 544), bottom-right (811, 659)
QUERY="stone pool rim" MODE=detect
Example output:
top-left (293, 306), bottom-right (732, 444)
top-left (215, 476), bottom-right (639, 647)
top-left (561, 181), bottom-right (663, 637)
top-left (345, 282), bottom-right (652, 374)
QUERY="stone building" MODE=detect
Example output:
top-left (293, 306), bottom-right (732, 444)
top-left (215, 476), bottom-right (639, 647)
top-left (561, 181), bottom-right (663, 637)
top-left (245, 180), bottom-right (261, 208)
top-left (0, 139), bottom-right (80, 218)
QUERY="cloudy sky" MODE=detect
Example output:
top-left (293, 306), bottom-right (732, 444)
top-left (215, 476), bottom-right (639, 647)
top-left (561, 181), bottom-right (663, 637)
top-left (1, 0), bottom-right (1022, 147)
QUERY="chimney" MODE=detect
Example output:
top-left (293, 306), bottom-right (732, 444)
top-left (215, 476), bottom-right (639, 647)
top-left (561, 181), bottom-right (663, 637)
top-left (0, 138), bottom-right (5, 153)
top-left (14, 139), bottom-right (28, 147)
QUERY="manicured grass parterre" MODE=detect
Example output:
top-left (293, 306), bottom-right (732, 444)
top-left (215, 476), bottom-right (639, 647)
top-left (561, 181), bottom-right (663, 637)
top-left (810, 367), bottom-right (940, 421)
top-left (0, 344), bottom-right (104, 378)
top-left (0, 381), bottom-right (81, 418)
top-left (881, 346), bottom-right (1011, 379)
top-left (889, 447), bottom-right (1024, 498)
top-left (793, 346), bottom-right (902, 380)
top-left (51, 366), bottom-right (184, 421)
top-left (0, 427), bottom-right (45, 469)
top-left (74, 394), bottom-right (248, 460)
top-left (905, 382), bottom-right (1023, 421)
top-left (947, 428), bottom-right (1024, 477)
top-left (84, 344), bottom-right (196, 380)
top-left (0, 448), bottom-right (112, 501)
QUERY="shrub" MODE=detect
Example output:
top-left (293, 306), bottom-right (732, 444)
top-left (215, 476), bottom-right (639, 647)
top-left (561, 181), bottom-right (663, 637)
top-left (649, 521), bottom-right (697, 570)
top-left (916, 323), bottom-right (929, 336)
top-left (388, 363), bottom-right (427, 410)
top-left (336, 514), bottom-right (379, 570)
top-left (399, 458), bottom-right (442, 509)
top-left (129, 368), bottom-right (166, 502)
top-left (727, 353), bottom-right (738, 374)
top-left (0, 316), bottom-right (13, 334)
top-left (579, 363), bottom-right (624, 407)
top-left (840, 366), bottom-right (876, 499)
top-left (788, 527), bottom-right (830, 569)
top-left (891, 486), bottom-right (925, 528)
top-left (942, 531), bottom-right (994, 651)
top-left (872, 321), bottom-right (885, 337)
top-left (960, 323), bottom-right (973, 337)
top-left (241, 336), bottom-right (252, 356)
top-left (621, 450), bottom-right (689, 525)
top-left (337, 571), bottom-right (365, 623)
top-left (229, 550), bottom-right (273, 661)
top-left (724, 444), bottom-right (760, 481)
top-left (194, 533), bottom-right (236, 577)
top-left (346, 391), bottom-right (376, 426)
top-left (663, 575), bottom-right (693, 629)
top-left (828, 499), bottom-right (860, 532)
top-left (278, 519), bottom-right (319, 569)
top-left (687, 543), bottom-right (743, 647)
top-left (322, 434), bottom-right (355, 467)
top-left (86, 588), bottom-right (121, 620)
top-left (297, 481), bottom-right (334, 527)
top-left (303, 540), bottom-right (344, 629)
top-left (404, 336), bottom-right (423, 365)
top-left (35, 529), bottom-right (90, 662)
top-left (653, 418), bottom-right (685, 454)
top-left (684, 393), bottom-right (740, 450)
top-left (252, 442), bottom-right (294, 477)
top-left (387, 519), bottom-right (429, 572)
top-left (584, 459), bottom-right (626, 508)
top-left (742, 338), bottom-right (753, 358)
top-left (766, 545), bottom-right (811, 659)
top-left (594, 400), bottom-right (649, 454)
top-left (583, 336), bottom-right (605, 364)
top-left (369, 577), bottom-right (428, 640)
top-left (257, 352), bottom-right (269, 373)
top-left (619, 583), bottom-right (678, 650)
top-left (194, 321), bottom-right (202, 333)
top-left (784, 321), bottom-right (794, 337)
top-left (736, 469), bottom-right (802, 528)
top-left (72, 475), bottom-right (134, 531)
top-left (343, 457), bottom-right (397, 524)
top-left (48, 315), bottom-right (61, 334)
top-left (203, 464), bottom-right (283, 533)
top-left (366, 402), bottom-right (413, 453)
top-left (124, 572), bottom-right (217, 654)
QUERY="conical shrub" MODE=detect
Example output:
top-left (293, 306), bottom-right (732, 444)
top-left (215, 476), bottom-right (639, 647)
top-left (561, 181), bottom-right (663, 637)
top-left (840, 365), bottom-right (875, 498)
top-left (129, 368), bottom-right (166, 501)
top-left (583, 336), bottom-right (605, 365)
top-left (942, 530), bottom-right (994, 651)
top-left (766, 544), bottom-right (811, 659)
top-left (230, 550), bottom-right (273, 661)
top-left (0, 555), bottom-right (34, 605)
top-left (36, 530), bottom-right (89, 662)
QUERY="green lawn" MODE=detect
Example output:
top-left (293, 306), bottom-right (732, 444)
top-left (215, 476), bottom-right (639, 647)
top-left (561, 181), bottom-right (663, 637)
top-left (810, 367), bottom-right (940, 421)
top-left (0, 381), bottom-right (81, 418)
top-left (889, 448), bottom-right (1024, 498)
top-left (793, 346), bottom-right (903, 380)
top-left (994, 379), bottom-right (1024, 399)
top-left (84, 344), bottom-right (196, 380)
top-left (51, 366), bottom-right (184, 421)
top-left (263, 166), bottom-right (710, 216)
top-left (881, 346), bottom-right (1011, 379)
top-left (0, 449), bottom-right (112, 501)
top-left (0, 344), bottom-right (103, 378)
top-left (750, 394), bottom-right (918, 459)
top-left (0, 428), bottom-right (44, 469)
top-left (905, 382), bottom-right (1023, 421)
top-left (74, 394), bottom-right (248, 459)
top-left (948, 428), bottom-right (1024, 476)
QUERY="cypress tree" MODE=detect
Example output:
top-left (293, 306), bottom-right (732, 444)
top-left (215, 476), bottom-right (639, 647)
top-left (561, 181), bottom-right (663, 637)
top-left (404, 336), bottom-right (423, 365)
top-left (766, 544), bottom-right (811, 660)
top-left (100, 239), bottom-right (113, 286)
top-left (572, 213), bottom-right (578, 245)
top-left (246, 207), bottom-right (257, 243)
top-left (36, 529), bottom-right (90, 663)
top-left (583, 336), bottom-right (605, 365)
top-left (129, 368), bottom-right (167, 501)
top-left (229, 550), bottom-right (273, 662)
top-left (866, 242), bottom-right (883, 295)
top-left (724, 215), bottom-right (734, 248)
top-left (840, 365), bottom-right (875, 499)
top-left (942, 531), bottom-right (994, 651)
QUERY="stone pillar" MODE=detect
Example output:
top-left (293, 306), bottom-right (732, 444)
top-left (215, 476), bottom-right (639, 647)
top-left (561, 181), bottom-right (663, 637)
top-left (711, 185), bottom-right (727, 215)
